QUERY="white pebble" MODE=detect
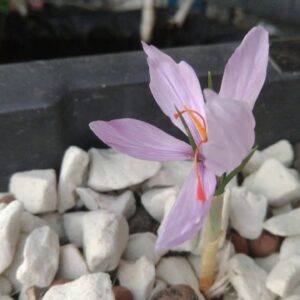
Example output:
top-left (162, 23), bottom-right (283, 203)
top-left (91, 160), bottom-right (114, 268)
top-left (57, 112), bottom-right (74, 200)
top-left (43, 273), bottom-right (114, 300)
top-left (9, 169), bottom-right (57, 213)
top-left (280, 235), bottom-right (300, 259)
top-left (156, 256), bottom-right (204, 299)
top-left (271, 203), bottom-right (293, 216)
top-left (266, 255), bottom-right (300, 297)
top-left (4, 234), bottom-right (27, 290)
top-left (16, 226), bottom-right (59, 288)
top-left (243, 159), bottom-right (300, 206)
top-left (118, 257), bottom-right (155, 300)
top-left (150, 279), bottom-right (167, 298)
top-left (83, 210), bottom-right (129, 272)
top-left (123, 232), bottom-right (166, 264)
top-left (58, 146), bottom-right (89, 213)
top-left (76, 188), bottom-right (136, 219)
top-left (40, 213), bottom-right (65, 239)
top-left (0, 276), bottom-right (12, 296)
top-left (87, 148), bottom-right (161, 191)
top-left (229, 254), bottom-right (274, 300)
top-left (264, 208), bottom-right (300, 236)
top-left (145, 160), bottom-right (193, 188)
top-left (57, 244), bottom-right (89, 280)
top-left (255, 253), bottom-right (280, 273)
top-left (63, 212), bottom-right (86, 247)
top-left (229, 187), bottom-right (267, 239)
top-left (20, 211), bottom-right (47, 234)
top-left (243, 140), bottom-right (294, 175)
top-left (0, 201), bottom-right (23, 273)
top-left (262, 140), bottom-right (294, 167)
top-left (141, 187), bottom-right (177, 222)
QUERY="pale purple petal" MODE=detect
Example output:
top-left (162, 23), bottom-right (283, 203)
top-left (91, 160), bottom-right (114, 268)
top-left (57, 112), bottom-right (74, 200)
top-left (203, 88), bottom-right (218, 102)
top-left (156, 164), bottom-right (216, 250)
top-left (203, 97), bottom-right (255, 176)
top-left (89, 118), bottom-right (193, 161)
top-left (142, 42), bottom-right (205, 144)
top-left (219, 26), bottom-right (269, 110)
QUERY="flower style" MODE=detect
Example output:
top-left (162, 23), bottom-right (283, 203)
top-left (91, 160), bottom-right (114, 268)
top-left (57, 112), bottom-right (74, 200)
top-left (89, 26), bottom-right (269, 250)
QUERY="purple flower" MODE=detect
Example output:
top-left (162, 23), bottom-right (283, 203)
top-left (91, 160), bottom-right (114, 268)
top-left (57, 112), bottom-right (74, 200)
top-left (89, 26), bottom-right (269, 250)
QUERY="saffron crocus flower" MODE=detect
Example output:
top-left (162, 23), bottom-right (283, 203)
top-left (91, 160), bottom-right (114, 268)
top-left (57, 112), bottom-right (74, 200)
top-left (89, 26), bottom-right (269, 250)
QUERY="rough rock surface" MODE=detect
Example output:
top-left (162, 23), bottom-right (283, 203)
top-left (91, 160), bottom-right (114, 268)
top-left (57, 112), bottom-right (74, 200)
top-left (228, 254), bottom-right (274, 300)
top-left (141, 187), bottom-right (177, 222)
top-left (123, 232), bottom-right (166, 264)
top-left (87, 148), bottom-right (161, 191)
top-left (118, 257), bottom-right (155, 300)
top-left (57, 244), bottom-right (89, 280)
top-left (9, 169), bottom-right (57, 213)
top-left (43, 273), bottom-right (115, 300)
top-left (83, 210), bottom-right (129, 272)
top-left (229, 187), bottom-right (267, 239)
top-left (76, 188), bottom-right (136, 219)
top-left (0, 201), bottom-right (23, 273)
top-left (156, 257), bottom-right (202, 299)
top-left (243, 159), bottom-right (300, 206)
top-left (63, 212), bottom-right (86, 247)
top-left (58, 146), bottom-right (89, 213)
top-left (264, 208), bottom-right (300, 236)
top-left (16, 226), bottom-right (60, 288)
top-left (266, 255), bottom-right (300, 297)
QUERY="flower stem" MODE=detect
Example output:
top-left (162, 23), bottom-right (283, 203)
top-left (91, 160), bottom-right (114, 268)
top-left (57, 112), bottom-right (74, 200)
top-left (199, 194), bottom-right (224, 292)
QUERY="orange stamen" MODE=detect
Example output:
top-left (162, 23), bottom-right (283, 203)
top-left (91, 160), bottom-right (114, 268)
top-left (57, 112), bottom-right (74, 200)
top-left (174, 106), bottom-right (208, 202)
top-left (194, 144), bottom-right (206, 202)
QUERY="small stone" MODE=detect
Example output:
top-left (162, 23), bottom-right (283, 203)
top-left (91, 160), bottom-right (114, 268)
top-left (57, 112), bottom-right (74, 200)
top-left (280, 235), bottom-right (300, 259)
top-left (58, 146), bottom-right (89, 213)
top-left (293, 142), bottom-right (300, 172)
top-left (63, 212), bottom-right (86, 247)
top-left (43, 273), bottom-right (114, 300)
top-left (76, 188), bottom-right (136, 219)
top-left (118, 257), bottom-right (155, 300)
top-left (231, 231), bottom-right (249, 254)
top-left (141, 187), bottom-right (177, 222)
top-left (0, 296), bottom-right (14, 300)
top-left (187, 254), bottom-right (201, 277)
top-left (243, 150), bottom-right (264, 175)
top-left (229, 254), bottom-right (274, 300)
top-left (112, 286), bottom-right (134, 300)
top-left (0, 276), bottom-right (12, 296)
top-left (57, 244), bottom-right (89, 280)
top-left (156, 257), bottom-right (201, 299)
top-left (129, 205), bottom-right (159, 234)
top-left (123, 232), bottom-right (166, 264)
top-left (255, 253), bottom-right (280, 273)
top-left (0, 194), bottom-right (15, 204)
top-left (262, 140), bottom-right (294, 167)
top-left (41, 213), bottom-right (65, 239)
top-left (150, 280), bottom-right (168, 299)
top-left (151, 284), bottom-right (200, 300)
top-left (87, 148), bottom-right (161, 191)
top-left (16, 226), bottom-right (59, 288)
top-left (271, 203), bottom-right (293, 216)
top-left (0, 201), bottom-right (23, 273)
top-left (264, 208), bottom-right (300, 236)
top-left (244, 140), bottom-right (294, 175)
top-left (266, 255), bottom-right (300, 297)
top-left (249, 231), bottom-right (280, 257)
top-left (20, 211), bottom-right (47, 234)
top-left (4, 234), bottom-right (27, 290)
top-left (9, 169), bottom-right (57, 213)
top-left (243, 159), bottom-right (300, 206)
top-left (229, 187), bottom-right (268, 239)
top-left (145, 160), bottom-right (193, 189)
top-left (83, 210), bottom-right (129, 272)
